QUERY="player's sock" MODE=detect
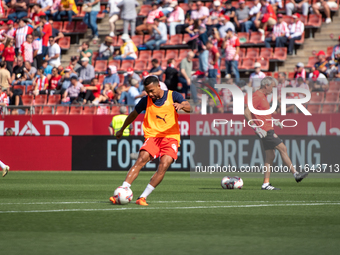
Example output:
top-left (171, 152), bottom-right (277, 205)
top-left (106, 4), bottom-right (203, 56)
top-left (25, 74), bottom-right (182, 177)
top-left (0, 160), bottom-right (6, 169)
top-left (262, 182), bottom-right (269, 189)
top-left (140, 184), bottom-right (155, 198)
top-left (122, 181), bottom-right (131, 188)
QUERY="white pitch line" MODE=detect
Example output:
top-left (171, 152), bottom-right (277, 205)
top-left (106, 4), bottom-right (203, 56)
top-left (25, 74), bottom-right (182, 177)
top-left (0, 203), bottom-right (339, 214)
top-left (1, 200), bottom-right (340, 205)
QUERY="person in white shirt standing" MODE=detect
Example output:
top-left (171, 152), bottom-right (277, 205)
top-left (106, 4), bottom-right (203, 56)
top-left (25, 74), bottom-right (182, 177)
top-left (265, 13), bottom-right (289, 48)
top-left (288, 13), bottom-right (304, 55)
top-left (248, 62), bottom-right (266, 91)
top-left (167, 3), bottom-right (184, 36)
top-left (107, 0), bottom-right (120, 37)
top-left (145, 18), bottom-right (168, 50)
top-left (45, 36), bottom-right (61, 67)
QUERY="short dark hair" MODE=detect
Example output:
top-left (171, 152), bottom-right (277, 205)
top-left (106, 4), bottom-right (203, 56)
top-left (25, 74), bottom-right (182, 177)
top-left (40, 15), bottom-right (47, 20)
top-left (0, 61), bottom-right (6, 68)
top-left (91, 77), bottom-right (98, 82)
top-left (49, 36), bottom-right (55, 40)
top-left (167, 58), bottom-right (174, 64)
top-left (154, 18), bottom-right (160, 23)
top-left (42, 60), bottom-right (48, 65)
top-left (206, 40), bottom-right (213, 45)
top-left (143, 76), bottom-right (159, 87)
top-left (33, 30), bottom-right (41, 38)
top-left (278, 72), bottom-right (286, 78)
top-left (83, 41), bottom-right (90, 47)
top-left (26, 34), bottom-right (32, 39)
top-left (151, 58), bottom-right (159, 64)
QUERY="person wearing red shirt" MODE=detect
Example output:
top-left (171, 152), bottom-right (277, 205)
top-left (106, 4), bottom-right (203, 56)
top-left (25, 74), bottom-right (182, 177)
top-left (244, 76), bottom-right (308, 190)
top-left (48, 67), bottom-right (61, 91)
top-left (30, 4), bottom-right (45, 30)
top-left (2, 38), bottom-right (16, 75)
top-left (135, 2), bottom-right (165, 35)
top-left (255, 0), bottom-right (277, 40)
top-left (206, 40), bottom-right (220, 86)
top-left (39, 15), bottom-right (52, 57)
top-left (81, 77), bottom-right (102, 104)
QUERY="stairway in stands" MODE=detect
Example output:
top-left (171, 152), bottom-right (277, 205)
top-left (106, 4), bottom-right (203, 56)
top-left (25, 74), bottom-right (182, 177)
top-left (278, 14), bottom-right (340, 74)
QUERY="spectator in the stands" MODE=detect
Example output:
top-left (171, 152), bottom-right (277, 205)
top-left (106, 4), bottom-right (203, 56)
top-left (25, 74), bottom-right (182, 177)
top-left (145, 18), bottom-right (168, 50)
top-left (19, 34), bottom-right (33, 64)
top-left (223, 29), bottom-right (240, 84)
top-left (53, 0), bottom-right (78, 23)
top-left (0, 1), bottom-right (5, 18)
top-left (288, 13), bottom-right (304, 55)
top-left (164, 58), bottom-right (179, 91)
top-left (293, 62), bottom-right (306, 82)
top-left (59, 69), bottom-right (72, 94)
top-left (167, 3), bottom-right (185, 36)
top-left (67, 56), bottom-right (81, 74)
top-left (255, 0), bottom-right (277, 41)
top-left (62, 75), bottom-right (85, 104)
top-left (123, 67), bottom-right (141, 86)
top-left (248, 62), bottom-right (266, 91)
top-left (117, 0), bottom-right (139, 36)
top-left (8, 0), bottom-right (29, 22)
top-left (78, 57), bottom-right (95, 85)
top-left (314, 50), bottom-right (329, 76)
top-left (22, 61), bottom-right (36, 86)
top-left (135, 2), bottom-right (165, 35)
top-left (5, 20), bottom-right (16, 39)
top-left (113, 34), bottom-right (137, 60)
top-left (50, 0), bottom-right (61, 18)
top-left (268, 0), bottom-right (283, 12)
top-left (244, 0), bottom-right (261, 32)
top-left (0, 61), bottom-right (11, 90)
top-left (179, 51), bottom-right (195, 101)
top-left (235, 0), bottom-right (250, 32)
top-left (286, 0), bottom-right (309, 16)
top-left (46, 36), bottom-right (61, 67)
top-left (207, 1), bottom-right (224, 26)
top-left (124, 79), bottom-right (145, 105)
top-left (224, 1), bottom-right (236, 24)
top-left (8, 87), bottom-right (24, 115)
top-left (42, 59), bottom-right (53, 78)
top-left (312, 0), bottom-right (337, 24)
top-left (98, 36), bottom-right (114, 60)
top-left (33, 67), bottom-right (49, 95)
top-left (48, 67), bottom-right (61, 92)
top-left (80, 77), bottom-right (101, 104)
top-left (83, 0), bottom-right (100, 40)
top-left (14, 19), bottom-right (33, 56)
top-left (103, 65), bottom-right (119, 90)
top-left (39, 15), bottom-right (52, 57)
top-left (92, 83), bottom-right (114, 105)
top-left (218, 16), bottom-right (235, 39)
top-left (309, 71), bottom-right (329, 92)
top-left (30, 4), bottom-right (44, 30)
top-left (78, 41), bottom-right (93, 65)
top-left (295, 77), bottom-right (310, 98)
top-left (12, 56), bottom-right (25, 86)
top-left (33, 30), bottom-right (43, 69)
top-left (107, 0), bottom-right (120, 37)
top-left (265, 14), bottom-right (289, 48)
top-left (149, 59), bottom-right (163, 81)
top-left (195, 1), bottom-right (209, 24)
top-left (197, 26), bottom-right (208, 72)
top-left (331, 36), bottom-right (340, 60)
top-left (277, 72), bottom-right (290, 97)
top-left (206, 40), bottom-right (220, 86)
top-left (326, 60), bottom-right (338, 79)
top-left (159, 0), bottom-right (175, 16)
top-left (37, 0), bottom-right (53, 18)
top-left (185, 19), bottom-right (204, 49)
top-left (2, 38), bottom-right (15, 75)
top-left (48, 20), bottom-right (64, 41)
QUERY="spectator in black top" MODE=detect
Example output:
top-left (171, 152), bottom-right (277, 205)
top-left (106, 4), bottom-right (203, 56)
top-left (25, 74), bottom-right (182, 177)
top-left (164, 59), bottom-right (179, 91)
top-left (8, 87), bottom-right (24, 115)
top-left (149, 59), bottom-right (163, 82)
top-left (8, 0), bottom-right (29, 22)
top-left (224, 1), bottom-right (236, 24)
top-left (12, 56), bottom-right (26, 86)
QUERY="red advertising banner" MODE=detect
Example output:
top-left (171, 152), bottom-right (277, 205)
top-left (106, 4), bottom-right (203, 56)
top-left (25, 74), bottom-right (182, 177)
top-left (0, 137), bottom-right (72, 170)
top-left (0, 114), bottom-right (339, 136)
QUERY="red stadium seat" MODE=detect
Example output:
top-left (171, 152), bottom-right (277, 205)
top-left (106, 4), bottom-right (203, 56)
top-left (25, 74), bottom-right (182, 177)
top-left (168, 35), bottom-right (181, 45)
top-left (249, 32), bottom-right (263, 44)
top-left (295, 32), bottom-right (305, 45)
top-left (138, 5), bottom-right (152, 16)
top-left (92, 52), bottom-right (99, 63)
top-left (134, 60), bottom-right (148, 71)
top-left (47, 94), bottom-right (61, 105)
top-left (179, 49), bottom-right (191, 59)
top-left (62, 21), bottom-right (75, 33)
top-left (13, 85), bottom-right (25, 95)
top-left (119, 60), bottom-right (135, 71)
top-left (273, 72), bottom-right (280, 79)
top-left (260, 48), bottom-right (273, 59)
top-left (26, 85), bottom-right (34, 94)
top-left (83, 106), bottom-right (97, 115)
top-left (52, 21), bottom-right (63, 31)
top-left (288, 72), bottom-right (295, 80)
top-left (245, 1), bottom-right (254, 8)
top-left (237, 32), bottom-right (249, 44)
top-left (152, 50), bottom-right (165, 60)
top-left (111, 106), bottom-right (128, 115)
top-left (282, 15), bottom-right (293, 25)
top-left (131, 35), bottom-right (143, 46)
top-left (118, 74), bottom-right (124, 86)
top-left (307, 104), bottom-right (321, 114)
top-left (306, 56), bottom-right (318, 68)
top-left (327, 46), bottom-right (333, 58)
top-left (114, 36), bottom-right (124, 47)
top-left (240, 58), bottom-right (255, 70)
top-left (95, 60), bottom-right (108, 73)
top-left (42, 106), bottom-right (53, 115)
top-left (33, 106), bottom-right (42, 115)
top-left (325, 92), bottom-right (339, 103)
top-left (34, 95), bottom-right (47, 105)
top-left (238, 48), bottom-right (246, 58)
top-left (143, 35), bottom-right (151, 44)
top-left (328, 81), bottom-right (340, 92)
top-left (59, 37), bottom-right (70, 50)
top-left (220, 59), bottom-right (226, 71)
top-left (310, 92), bottom-right (325, 103)
top-left (76, 6), bottom-right (85, 17)
top-left (307, 14), bottom-right (322, 28)
top-left (321, 104), bottom-right (337, 113)
top-left (273, 47), bottom-right (287, 61)
top-left (69, 106), bottom-right (82, 115)
top-left (263, 72), bottom-right (272, 76)
top-left (108, 60), bottom-right (121, 69)
top-left (256, 58), bottom-right (269, 71)
top-left (139, 51), bottom-right (152, 61)
top-left (246, 48), bottom-right (260, 58)
top-left (182, 34), bottom-right (192, 44)
top-left (22, 95), bottom-right (33, 105)
top-left (55, 106), bottom-right (69, 115)
top-left (98, 74), bottom-right (105, 84)
top-left (77, 21), bottom-right (88, 33)
top-left (165, 50), bottom-right (178, 60)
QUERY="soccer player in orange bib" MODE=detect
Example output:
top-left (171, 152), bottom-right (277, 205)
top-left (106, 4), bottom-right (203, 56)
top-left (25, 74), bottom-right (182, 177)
top-left (244, 77), bottom-right (308, 190)
top-left (110, 76), bottom-right (191, 206)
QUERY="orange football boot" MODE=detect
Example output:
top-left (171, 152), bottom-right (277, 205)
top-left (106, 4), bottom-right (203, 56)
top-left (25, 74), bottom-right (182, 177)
top-left (136, 197), bottom-right (148, 206)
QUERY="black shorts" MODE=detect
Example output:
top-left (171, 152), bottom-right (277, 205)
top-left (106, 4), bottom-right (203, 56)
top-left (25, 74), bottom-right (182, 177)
top-left (261, 130), bottom-right (283, 151)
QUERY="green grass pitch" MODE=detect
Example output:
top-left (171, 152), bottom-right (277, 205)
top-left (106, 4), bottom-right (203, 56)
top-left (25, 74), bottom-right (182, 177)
top-left (0, 171), bottom-right (340, 255)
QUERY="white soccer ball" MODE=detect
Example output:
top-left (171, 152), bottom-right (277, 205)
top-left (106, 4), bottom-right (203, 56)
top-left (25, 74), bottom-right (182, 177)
top-left (221, 176), bottom-right (233, 189)
top-left (231, 176), bottom-right (244, 189)
top-left (113, 186), bottom-right (133, 205)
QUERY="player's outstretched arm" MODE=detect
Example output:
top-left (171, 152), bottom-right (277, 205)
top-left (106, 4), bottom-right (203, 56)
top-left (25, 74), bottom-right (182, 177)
top-left (116, 110), bottom-right (139, 139)
top-left (173, 101), bottom-right (192, 113)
